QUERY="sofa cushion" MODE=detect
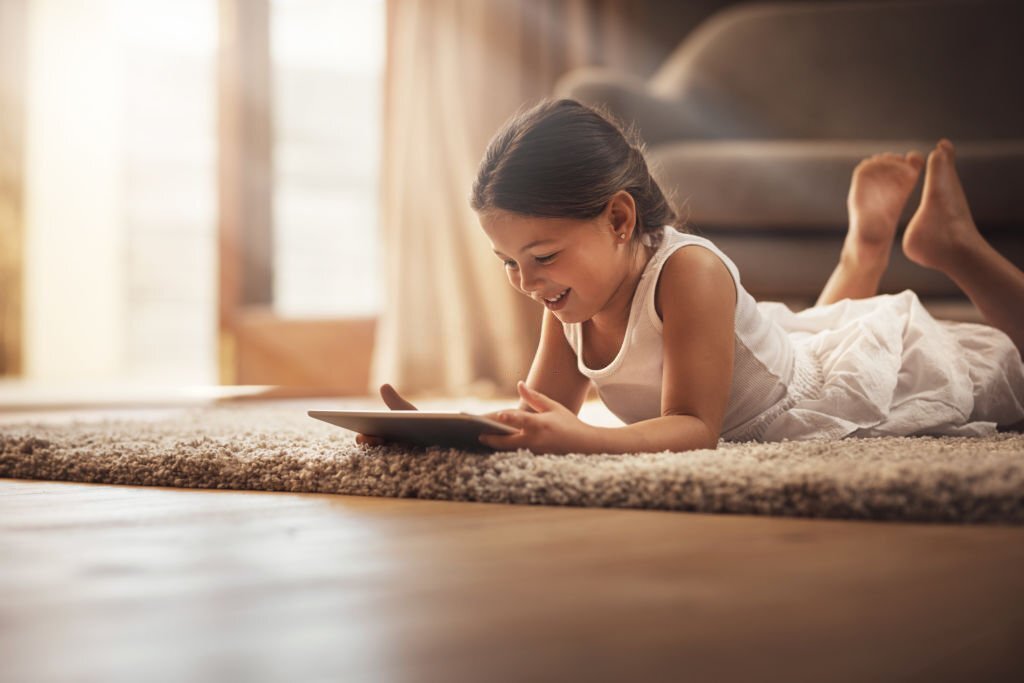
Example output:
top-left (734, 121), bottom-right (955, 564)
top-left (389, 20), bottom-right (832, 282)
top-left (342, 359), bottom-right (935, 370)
top-left (649, 139), bottom-right (1024, 232)
top-left (707, 228), bottom-right (1024, 301)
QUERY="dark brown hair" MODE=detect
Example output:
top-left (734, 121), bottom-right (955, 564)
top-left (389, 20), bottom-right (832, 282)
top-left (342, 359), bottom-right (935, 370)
top-left (471, 99), bottom-right (682, 248)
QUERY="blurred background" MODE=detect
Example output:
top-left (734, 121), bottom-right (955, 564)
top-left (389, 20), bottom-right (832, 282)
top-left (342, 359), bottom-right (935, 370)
top-left (0, 0), bottom-right (733, 405)
top-left (2, 0), bottom-right (1021, 407)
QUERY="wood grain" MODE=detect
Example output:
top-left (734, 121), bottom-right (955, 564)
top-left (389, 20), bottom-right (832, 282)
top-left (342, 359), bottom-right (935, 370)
top-left (1, 477), bottom-right (1022, 682)
top-left (233, 308), bottom-right (376, 393)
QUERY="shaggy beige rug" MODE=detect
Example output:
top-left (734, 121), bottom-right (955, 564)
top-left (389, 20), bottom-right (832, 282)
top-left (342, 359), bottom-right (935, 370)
top-left (1, 404), bottom-right (1022, 524)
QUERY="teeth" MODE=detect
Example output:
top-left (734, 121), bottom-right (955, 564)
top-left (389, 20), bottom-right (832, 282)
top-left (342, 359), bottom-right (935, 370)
top-left (545, 288), bottom-right (568, 303)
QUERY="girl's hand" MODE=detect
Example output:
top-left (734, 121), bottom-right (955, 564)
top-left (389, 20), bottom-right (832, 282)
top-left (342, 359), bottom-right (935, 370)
top-left (355, 384), bottom-right (417, 447)
top-left (479, 381), bottom-right (596, 454)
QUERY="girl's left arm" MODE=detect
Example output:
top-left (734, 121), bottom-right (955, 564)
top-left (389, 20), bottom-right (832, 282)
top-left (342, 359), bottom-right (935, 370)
top-left (479, 246), bottom-right (736, 454)
top-left (589, 245), bottom-right (736, 453)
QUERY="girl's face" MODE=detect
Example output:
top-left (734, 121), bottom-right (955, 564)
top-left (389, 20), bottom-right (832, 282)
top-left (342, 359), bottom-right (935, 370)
top-left (479, 193), bottom-right (641, 325)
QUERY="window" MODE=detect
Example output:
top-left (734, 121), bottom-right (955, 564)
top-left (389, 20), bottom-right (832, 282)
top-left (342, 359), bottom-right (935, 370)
top-left (25, 0), bottom-right (217, 385)
top-left (271, 0), bottom-right (385, 317)
top-left (20, 0), bottom-right (384, 389)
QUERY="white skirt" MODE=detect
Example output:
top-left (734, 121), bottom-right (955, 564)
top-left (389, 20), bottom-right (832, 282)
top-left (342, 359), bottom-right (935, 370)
top-left (752, 290), bottom-right (1024, 441)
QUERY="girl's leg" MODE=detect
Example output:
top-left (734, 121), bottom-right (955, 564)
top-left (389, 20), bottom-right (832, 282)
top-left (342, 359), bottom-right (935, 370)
top-left (903, 140), bottom-right (1024, 354)
top-left (816, 152), bottom-right (925, 306)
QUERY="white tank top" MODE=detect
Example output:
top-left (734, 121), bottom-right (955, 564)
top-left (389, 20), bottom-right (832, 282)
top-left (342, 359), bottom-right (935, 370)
top-left (562, 226), bottom-right (795, 440)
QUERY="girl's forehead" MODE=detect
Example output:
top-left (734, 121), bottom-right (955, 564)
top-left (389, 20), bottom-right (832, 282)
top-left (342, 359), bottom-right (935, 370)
top-left (481, 211), bottom-right (589, 252)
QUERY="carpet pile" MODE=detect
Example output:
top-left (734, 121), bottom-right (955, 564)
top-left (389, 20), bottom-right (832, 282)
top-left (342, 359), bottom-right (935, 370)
top-left (2, 405), bottom-right (1022, 523)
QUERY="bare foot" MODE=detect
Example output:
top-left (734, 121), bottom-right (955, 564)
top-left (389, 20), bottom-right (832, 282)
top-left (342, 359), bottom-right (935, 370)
top-left (845, 151), bottom-right (925, 267)
top-left (903, 139), bottom-right (983, 271)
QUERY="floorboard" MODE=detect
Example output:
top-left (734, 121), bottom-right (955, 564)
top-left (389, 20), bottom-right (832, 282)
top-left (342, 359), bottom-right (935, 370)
top-left (1, 477), bottom-right (1022, 683)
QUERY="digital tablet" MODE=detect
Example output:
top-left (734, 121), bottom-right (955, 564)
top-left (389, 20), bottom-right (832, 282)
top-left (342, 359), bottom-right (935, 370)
top-left (307, 410), bottom-right (518, 450)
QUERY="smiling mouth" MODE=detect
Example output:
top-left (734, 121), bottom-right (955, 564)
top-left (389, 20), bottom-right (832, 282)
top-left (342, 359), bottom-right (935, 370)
top-left (541, 288), bottom-right (570, 310)
top-left (543, 288), bottom-right (569, 303)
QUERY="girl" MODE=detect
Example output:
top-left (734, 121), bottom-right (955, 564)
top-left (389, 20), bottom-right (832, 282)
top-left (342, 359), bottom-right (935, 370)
top-left (359, 99), bottom-right (1024, 454)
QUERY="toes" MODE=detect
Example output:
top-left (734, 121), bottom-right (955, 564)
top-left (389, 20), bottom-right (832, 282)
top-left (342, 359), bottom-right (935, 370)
top-left (933, 139), bottom-right (955, 162)
top-left (873, 152), bottom-right (917, 168)
top-left (856, 150), bottom-right (927, 175)
top-left (927, 144), bottom-right (951, 173)
top-left (939, 139), bottom-right (956, 161)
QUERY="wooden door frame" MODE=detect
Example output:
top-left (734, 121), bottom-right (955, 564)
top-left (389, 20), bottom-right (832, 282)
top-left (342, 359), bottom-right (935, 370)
top-left (0, 0), bottom-right (26, 377)
top-left (218, 0), bottom-right (376, 396)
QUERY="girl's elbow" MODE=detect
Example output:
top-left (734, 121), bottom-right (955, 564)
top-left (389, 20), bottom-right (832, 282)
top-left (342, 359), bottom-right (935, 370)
top-left (664, 414), bottom-right (720, 451)
top-left (694, 427), bottom-right (719, 451)
top-left (703, 420), bottom-right (723, 450)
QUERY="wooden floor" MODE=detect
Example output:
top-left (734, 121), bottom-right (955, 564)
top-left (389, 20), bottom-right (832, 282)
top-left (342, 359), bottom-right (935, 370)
top-left (2, 478), bottom-right (1023, 683)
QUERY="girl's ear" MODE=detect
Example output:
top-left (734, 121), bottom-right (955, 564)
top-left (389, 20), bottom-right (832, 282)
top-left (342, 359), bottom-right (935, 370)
top-left (605, 190), bottom-right (637, 241)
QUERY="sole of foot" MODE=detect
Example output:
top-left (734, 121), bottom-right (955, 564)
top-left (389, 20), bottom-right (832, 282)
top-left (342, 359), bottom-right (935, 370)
top-left (844, 150), bottom-right (925, 266)
top-left (902, 139), bottom-right (982, 271)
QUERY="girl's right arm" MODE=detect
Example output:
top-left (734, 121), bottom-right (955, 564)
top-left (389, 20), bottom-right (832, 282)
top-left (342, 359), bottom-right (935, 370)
top-left (357, 310), bottom-right (589, 445)
top-left (518, 309), bottom-right (591, 415)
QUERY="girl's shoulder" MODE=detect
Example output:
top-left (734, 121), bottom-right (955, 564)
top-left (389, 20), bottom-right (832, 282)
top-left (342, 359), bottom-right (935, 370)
top-left (655, 229), bottom-right (739, 278)
top-left (654, 240), bottom-right (738, 321)
top-left (650, 229), bottom-right (741, 322)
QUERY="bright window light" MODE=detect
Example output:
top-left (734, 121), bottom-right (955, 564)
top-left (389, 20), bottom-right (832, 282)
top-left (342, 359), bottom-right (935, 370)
top-left (271, 0), bottom-right (385, 318)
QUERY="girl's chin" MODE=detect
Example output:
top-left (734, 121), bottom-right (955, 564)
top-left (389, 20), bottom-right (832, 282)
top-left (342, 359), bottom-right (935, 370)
top-left (550, 308), bottom-right (587, 324)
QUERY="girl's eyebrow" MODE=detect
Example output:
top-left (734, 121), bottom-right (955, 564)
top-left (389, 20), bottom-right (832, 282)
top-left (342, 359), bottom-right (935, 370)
top-left (491, 239), bottom-right (558, 257)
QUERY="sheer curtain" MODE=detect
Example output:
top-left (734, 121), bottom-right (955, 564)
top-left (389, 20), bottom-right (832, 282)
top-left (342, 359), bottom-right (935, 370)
top-left (374, 0), bottom-right (648, 397)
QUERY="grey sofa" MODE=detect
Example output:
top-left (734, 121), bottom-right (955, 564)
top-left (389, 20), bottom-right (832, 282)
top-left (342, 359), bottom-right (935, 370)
top-left (557, 0), bottom-right (1024, 315)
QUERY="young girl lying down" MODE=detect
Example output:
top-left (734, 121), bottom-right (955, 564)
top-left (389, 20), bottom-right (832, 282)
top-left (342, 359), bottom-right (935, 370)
top-left (359, 99), bottom-right (1024, 454)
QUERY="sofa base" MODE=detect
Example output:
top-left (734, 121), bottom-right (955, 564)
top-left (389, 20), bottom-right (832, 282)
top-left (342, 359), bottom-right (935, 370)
top-left (703, 230), bottom-right (1022, 318)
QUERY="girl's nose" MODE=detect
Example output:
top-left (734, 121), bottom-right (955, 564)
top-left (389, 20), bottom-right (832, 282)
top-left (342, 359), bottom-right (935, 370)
top-left (518, 266), bottom-right (543, 293)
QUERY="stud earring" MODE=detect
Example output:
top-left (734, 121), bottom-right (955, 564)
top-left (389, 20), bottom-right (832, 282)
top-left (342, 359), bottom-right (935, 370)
top-left (619, 233), bottom-right (627, 240)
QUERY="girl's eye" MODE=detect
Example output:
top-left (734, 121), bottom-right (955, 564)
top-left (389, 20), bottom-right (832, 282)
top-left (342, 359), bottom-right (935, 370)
top-left (502, 252), bottom-right (557, 269)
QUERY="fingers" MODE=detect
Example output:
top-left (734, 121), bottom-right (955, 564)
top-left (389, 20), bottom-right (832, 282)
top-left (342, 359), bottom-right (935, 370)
top-left (479, 431), bottom-right (526, 450)
top-left (380, 383), bottom-right (417, 411)
top-left (479, 408), bottom-right (534, 450)
top-left (516, 381), bottom-right (559, 412)
top-left (359, 382), bottom-right (414, 447)
top-left (492, 408), bottom-right (533, 430)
